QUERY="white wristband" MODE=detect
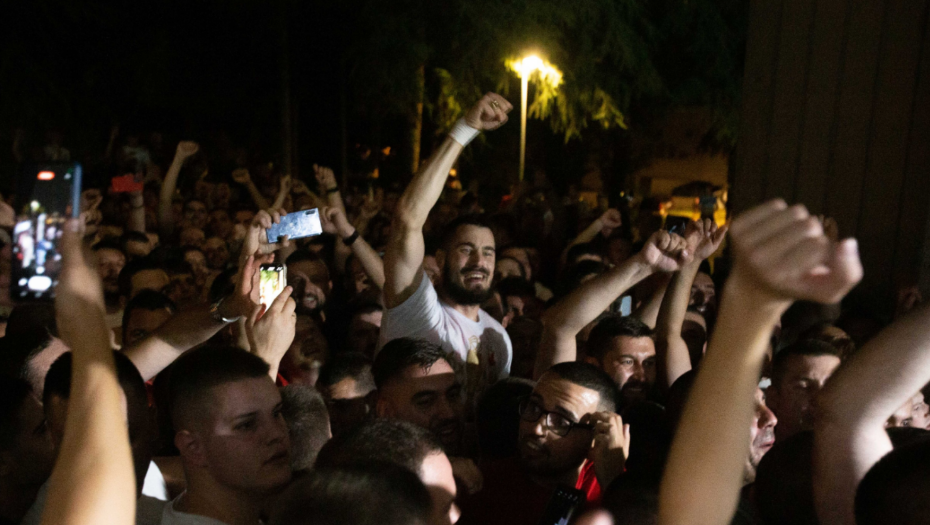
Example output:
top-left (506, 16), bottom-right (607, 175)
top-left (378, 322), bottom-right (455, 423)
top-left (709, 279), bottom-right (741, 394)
top-left (449, 118), bottom-right (480, 147)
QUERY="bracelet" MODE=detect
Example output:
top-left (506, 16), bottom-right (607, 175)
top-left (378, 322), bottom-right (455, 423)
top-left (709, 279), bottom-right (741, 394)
top-left (449, 118), bottom-right (480, 147)
top-left (326, 187), bottom-right (340, 195)
top-left (343, 230), bottom-right (360, 246)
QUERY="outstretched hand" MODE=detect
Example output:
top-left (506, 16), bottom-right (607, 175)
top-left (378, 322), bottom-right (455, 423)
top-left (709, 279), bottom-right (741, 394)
top-left (685, 218), bottom-right (728, 261)
top-left (231, 168), bottom-right (252, 185)
top-left (246, 286), bottom-right (296, 377)
top-left (464, 93), bottom-right (513, 131)
top-left (320, 206), bottom-right (354, 239)
top-left (56, 218), bottom-right (108, 350)
top-left (729, 200), bottom-right (862, 304)
top-left (599, 209), bottom-right (623, 230)
top-left (241, 208), bottom-right (292, 259)
top-left (640, 230), bottom-right (693, 272)
top-left (223, 254), bottom-right (272, 320)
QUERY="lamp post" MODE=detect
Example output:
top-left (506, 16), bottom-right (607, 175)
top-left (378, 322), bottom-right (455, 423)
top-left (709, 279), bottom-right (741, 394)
top-left (510, 54), bottom-right (561, 181)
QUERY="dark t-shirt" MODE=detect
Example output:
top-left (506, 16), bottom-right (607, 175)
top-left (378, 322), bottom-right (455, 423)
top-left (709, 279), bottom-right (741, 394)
top-left (458, 457), bottom-right (601, 525)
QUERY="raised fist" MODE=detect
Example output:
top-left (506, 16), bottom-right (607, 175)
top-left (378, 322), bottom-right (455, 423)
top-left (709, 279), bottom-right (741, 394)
top-left (729, 200), bottom-right (862, 304)
top-left (464, 93), bottom-right (513, 131)
top-left (640, 230), bottom-right (693, 272)
top-left (599, 209), bottom-right (623, 230)
top-left (231, 168), bottom-right (251, 185)
top-left (175, 141), bottom-right (200, 161)
top-left (685, 218), bottom-right (728, 261)
top-left (313, 164), bottom-right (337, 191)
top-left (320, 206), bottom-right (353, 238)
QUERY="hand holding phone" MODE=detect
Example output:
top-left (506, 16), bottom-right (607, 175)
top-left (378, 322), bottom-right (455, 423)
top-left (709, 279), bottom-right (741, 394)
top-left (259, 264), bottom-right (287, 307)
top-left (265, 208), bottom-right (323, 243)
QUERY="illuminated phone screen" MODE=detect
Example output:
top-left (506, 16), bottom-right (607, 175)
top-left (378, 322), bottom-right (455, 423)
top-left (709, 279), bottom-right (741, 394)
top-left (259, 264), bottom-right (287, 307)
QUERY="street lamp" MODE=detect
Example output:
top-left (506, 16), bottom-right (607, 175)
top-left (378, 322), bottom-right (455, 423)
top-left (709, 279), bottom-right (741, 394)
top-left (509, 54), bottom-right (562, 181)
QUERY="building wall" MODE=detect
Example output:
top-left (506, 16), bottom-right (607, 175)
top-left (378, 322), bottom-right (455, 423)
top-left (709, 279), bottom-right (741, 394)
top-left (732, 0), bottom-right (930, 293)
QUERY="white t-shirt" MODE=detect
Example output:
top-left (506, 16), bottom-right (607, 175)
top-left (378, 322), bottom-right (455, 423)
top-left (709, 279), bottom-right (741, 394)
top-left (20, 482), bottom-right (164, 525)
top-left (380, 271), bottom-right (512, 392)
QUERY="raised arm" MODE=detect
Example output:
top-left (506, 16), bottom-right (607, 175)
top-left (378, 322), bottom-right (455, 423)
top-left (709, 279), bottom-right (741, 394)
top-left (127, 189), bottom-right (146, 233)
top-left (44, 219), bottom-right (135, 525)
top-left (814, 306), bottom-right (930, 525)
top-left (123, 254), bottom-right (266, 380)
top-left (315, 165), bottom-right (346, 214)
top-left (655, 219), bottom-right (727, 390)
top-left (321, 206), bottom-right (385, 288)
top-left (659, 201), bottom-right (861, 525)
top-left (561, 208), bottom-right (622, 265)
top-left (383, 93), bottom-right (512, 308)
top-left (535, 231), bottom-right (692, 379)
top-left (271, 174), bottom-right (292, 212)
top-left (232, 168), bottom-right (272, 210)
top-left (158, 141), bottom-right (199, 237)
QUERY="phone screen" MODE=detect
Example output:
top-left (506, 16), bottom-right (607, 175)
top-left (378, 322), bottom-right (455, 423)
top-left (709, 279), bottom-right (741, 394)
top-left (259, 264), bottom-right (287, 307)
top-left (265, 208), bottom-right (323, 243)
top-left (537, 487), bottom-right (584, 525)
top-left (11, 163), bottom-right (82, 300)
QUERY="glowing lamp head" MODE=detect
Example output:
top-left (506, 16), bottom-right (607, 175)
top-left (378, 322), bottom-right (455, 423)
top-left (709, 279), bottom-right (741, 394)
top-left (37, 171), bottom-right (55, 181)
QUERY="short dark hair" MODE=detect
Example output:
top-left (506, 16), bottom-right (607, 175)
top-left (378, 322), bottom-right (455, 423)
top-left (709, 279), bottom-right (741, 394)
top-left (121, 230), bottom-right (150, 248)
top-left (496, 277), bottom-right (536, 301)
top-left (315, 418), bottom-right (442, 475)
top-left (754, 431), bottom-right (818, 525)
top-left (318, 353), bottom-right (374, 391)
top-left (495, 256), bottom-right (526, 279)
top-left (560, 260), bottom-right (608, 297)
top-left (0, 376), bottom-right (33, 451)
top-left (118, 257), bottom-right (166, 298)
top-left (92, 239), bottom-right (125, 254)
top-left (545, 362), bottom-right (620, 413)
top-left (167, 346), bottom-right (271, 430)
top-left (771, 339), bottom-right (842, 387)
top-left (586, 315), bottom-right (655, 361)
top-left (0, 329), bottom-right (55, 386)
top-left (122, 290), bottom-right (176, 337)
top-left (280, 385), bottom-right (331, 472)
top-left (477, 377), bottom-right (535, 459)
top-left (270, 463), bottom-right (432, 525)
top-left (856, 439), bottom-right (930, 525)
top-left (43, 351), bottom-right (148, 414)
top-left (6, 302), bottom-right (58, 338)
top-left (565, 242), bottom-right (606, 265)
top-left (439, 214), bottom-right (494, 252)
top-left (372, 338), bottom-right (453, 389)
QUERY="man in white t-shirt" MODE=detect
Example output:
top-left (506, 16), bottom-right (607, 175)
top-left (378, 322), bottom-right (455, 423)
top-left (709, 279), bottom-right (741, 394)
top-left (381, 92), bottom-right (514, 398)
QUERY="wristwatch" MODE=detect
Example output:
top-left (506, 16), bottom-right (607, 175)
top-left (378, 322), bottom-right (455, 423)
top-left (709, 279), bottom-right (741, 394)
top-left (210, 297), bottom-right (242, 324)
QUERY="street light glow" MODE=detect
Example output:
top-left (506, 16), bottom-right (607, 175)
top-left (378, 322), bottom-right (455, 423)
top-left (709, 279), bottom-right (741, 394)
top-left (509, 54), bottom-right (562, 87)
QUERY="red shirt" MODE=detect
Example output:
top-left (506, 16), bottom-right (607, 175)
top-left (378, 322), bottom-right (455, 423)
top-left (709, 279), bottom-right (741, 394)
top-left (458, 458), bottom-right (601, 525)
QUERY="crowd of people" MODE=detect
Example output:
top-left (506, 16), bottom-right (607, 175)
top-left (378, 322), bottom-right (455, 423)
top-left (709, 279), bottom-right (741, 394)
top-left (0, 92), bottom-right (928, 525)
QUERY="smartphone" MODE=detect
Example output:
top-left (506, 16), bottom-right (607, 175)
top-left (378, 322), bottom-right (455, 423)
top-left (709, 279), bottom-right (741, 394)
top-left (665, 215), bottom-right (689, 236)
top-left (259, 264), bottom-right (287, 307)
top-left (11, 162), bottom-right (82, 300)
top-left (110, 173), bottom-right (144, 193)
top-left (537, 487), bottom-right (584, 525)
top-left (265, 208), bottom-right (323, 243)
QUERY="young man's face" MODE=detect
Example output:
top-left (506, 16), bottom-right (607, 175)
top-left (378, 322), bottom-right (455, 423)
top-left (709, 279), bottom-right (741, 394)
top-left (748, 388), bottom-right (777, 483)
top-left (439, 225), bottom-right (495, 306)
top-left (376, 360), bottom-right (464, 453)
top-left (767, 353), bottom-right (841, 440)
top-left (124, 307), bottom-right (173, 346)
top-left (597, 336), bottom-right (656, 406)
top-left (517, 373), bottom-right (599, 479)
top-left (96, 248), bottom-right (126, 296)
top-left (194, 378), bottom-right (292, 494)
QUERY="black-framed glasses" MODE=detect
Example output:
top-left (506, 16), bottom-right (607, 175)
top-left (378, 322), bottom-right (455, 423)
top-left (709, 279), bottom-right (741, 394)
top-left (517, 397), bottom-right (594, 437)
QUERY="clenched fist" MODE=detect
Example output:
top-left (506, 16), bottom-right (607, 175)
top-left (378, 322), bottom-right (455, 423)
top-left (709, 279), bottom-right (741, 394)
top-left (464, 93), bottom-right (513, 131)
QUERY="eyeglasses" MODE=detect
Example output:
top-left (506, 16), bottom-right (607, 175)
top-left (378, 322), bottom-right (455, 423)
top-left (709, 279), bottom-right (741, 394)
top-left (517, 397), bottom-right (594, 437)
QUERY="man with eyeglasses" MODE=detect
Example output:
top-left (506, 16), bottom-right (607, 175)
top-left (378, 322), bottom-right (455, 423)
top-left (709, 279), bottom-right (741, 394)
top-left (458, 362), bottom-right (628, 525)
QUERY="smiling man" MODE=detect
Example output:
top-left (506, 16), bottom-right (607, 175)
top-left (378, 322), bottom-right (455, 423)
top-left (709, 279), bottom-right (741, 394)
top-left (380, 93), bottom-right (514, 394)
top-left (164, 346), bottom-right (291, 525)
